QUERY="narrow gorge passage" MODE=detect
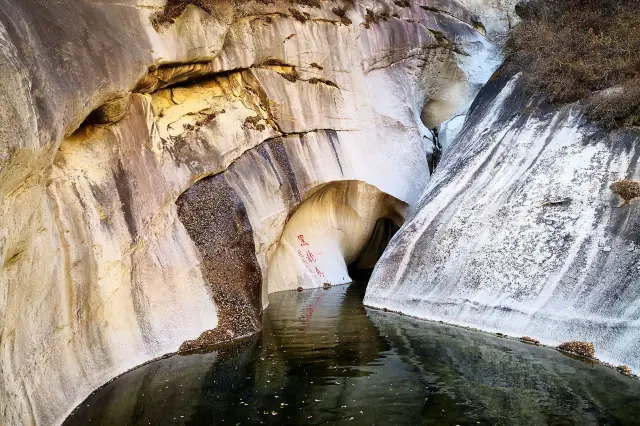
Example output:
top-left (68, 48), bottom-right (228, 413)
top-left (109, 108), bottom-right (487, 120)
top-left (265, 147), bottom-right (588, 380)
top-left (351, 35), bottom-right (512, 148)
top-left (64, 284), bottom-right (640, 426)
top-left (348, 218), bottom-right (401, 281)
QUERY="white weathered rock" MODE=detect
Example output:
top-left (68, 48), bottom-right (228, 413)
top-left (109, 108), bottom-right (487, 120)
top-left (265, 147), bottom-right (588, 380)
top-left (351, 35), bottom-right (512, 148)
top-left (0, 0), bottom-right (511, 424)
top-left (266, 180), bottom-right (407, 293)
top-left (456, 0), bottom-right (520, 36)
top-left (366, 73), bottom-right (640, 372)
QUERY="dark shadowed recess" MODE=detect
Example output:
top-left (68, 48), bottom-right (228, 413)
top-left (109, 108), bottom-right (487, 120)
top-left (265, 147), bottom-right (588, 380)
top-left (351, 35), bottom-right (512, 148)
top-left (349, 217), bottom-right (401, 281)
top-left (176, 174), bottom-right (262, 351)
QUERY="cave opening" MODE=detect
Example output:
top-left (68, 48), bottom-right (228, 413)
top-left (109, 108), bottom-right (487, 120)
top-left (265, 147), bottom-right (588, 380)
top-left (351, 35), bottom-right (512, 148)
top-left (176, 175), bottom-right (407, 352)
top-left (347, 217), bottom-right (401, 283)
top-left (266, 180), bottom-right (407, 294)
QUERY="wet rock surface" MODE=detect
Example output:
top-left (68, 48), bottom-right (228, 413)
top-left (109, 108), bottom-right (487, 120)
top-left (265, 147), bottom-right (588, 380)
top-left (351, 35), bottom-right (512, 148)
top-left (65, 284), bottom-right (640, 426)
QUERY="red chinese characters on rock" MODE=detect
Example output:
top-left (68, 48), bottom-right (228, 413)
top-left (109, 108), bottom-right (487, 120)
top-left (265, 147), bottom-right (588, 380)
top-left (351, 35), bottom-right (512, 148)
top-left (297, 234), bottom-right (325, 278)
top-left (305, 250), bottom-right (316, 263)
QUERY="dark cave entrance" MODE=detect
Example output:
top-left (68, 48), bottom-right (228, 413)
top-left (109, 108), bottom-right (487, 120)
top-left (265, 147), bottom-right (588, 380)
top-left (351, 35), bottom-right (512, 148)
top-left (347, 217), bottom-right (401, 283)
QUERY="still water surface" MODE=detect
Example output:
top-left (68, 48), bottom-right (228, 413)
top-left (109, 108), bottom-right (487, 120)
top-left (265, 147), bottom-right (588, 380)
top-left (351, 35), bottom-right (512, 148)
top-left (65, 283), bottom-right (640, 425)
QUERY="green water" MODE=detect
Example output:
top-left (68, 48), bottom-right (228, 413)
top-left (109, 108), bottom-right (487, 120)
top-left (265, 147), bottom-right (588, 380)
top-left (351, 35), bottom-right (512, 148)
top-left (64, 283), bottom-right (640, 425)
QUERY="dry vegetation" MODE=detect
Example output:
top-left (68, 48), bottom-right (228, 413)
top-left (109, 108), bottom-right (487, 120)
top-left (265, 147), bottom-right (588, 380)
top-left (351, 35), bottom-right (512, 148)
top-left (617, 365), bottom-right (632, 375)
top-left (505, 0), bottom-right (640, 128)
top-left (151, 0), bottom-right (218, 28)
top-left (520, 336), bottom-right (540, 345)
top-left (557, 341), bottom-right (595, 358)
top-left (610, 179), bottom-right (640, 206)
top-left (331, 6), bottom-right (352, 25)
top-left (152, 0), bottom-right (322, 28)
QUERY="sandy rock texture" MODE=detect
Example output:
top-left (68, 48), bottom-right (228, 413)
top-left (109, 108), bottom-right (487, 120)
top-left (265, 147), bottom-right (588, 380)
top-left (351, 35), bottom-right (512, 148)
top-left (366, 73), bottom-right (640, 372)
top-left (0, 0), bottom-right (508, 424)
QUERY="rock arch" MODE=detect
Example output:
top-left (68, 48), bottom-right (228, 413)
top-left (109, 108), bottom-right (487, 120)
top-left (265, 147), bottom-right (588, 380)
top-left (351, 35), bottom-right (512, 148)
top-left (267, 180), bottom-right (407, 293)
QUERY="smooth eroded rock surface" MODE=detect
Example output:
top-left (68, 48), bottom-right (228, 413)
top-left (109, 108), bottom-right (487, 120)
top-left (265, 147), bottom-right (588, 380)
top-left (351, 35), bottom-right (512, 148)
top-left (366, 73), bottom-right (640, 371)
top-left (0, 0), bottom-right (509, 424)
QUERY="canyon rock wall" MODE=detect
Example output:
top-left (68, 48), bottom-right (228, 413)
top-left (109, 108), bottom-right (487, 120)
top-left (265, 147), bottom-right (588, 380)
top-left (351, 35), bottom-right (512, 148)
top-left (456, 0), bottom-right (520, 36)
top-left (366, 73), bottom-right (640, 372)
top-left (435, 0), bottom-right (520, 151)
top-left (0, 0), bottom-right (507, 424)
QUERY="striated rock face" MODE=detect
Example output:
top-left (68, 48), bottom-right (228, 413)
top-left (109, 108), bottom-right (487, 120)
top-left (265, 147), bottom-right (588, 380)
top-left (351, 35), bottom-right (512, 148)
top-left (366, 73), bottom-right (640, 372)
top-left (0, 0), bottom-right (509, 424)
top-left (435, 0), bottom-right (520, 151)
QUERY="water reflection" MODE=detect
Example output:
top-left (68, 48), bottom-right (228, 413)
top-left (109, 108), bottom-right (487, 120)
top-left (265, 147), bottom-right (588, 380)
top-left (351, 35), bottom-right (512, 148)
top-left (65, 283), bottom-right (640, 425)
